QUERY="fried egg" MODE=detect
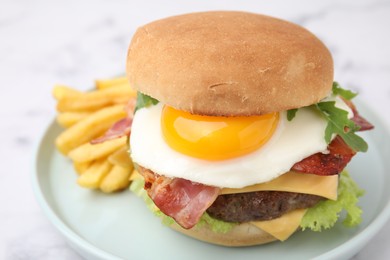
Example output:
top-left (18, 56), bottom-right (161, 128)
top-left (130, 96), bottom-right (352, 188)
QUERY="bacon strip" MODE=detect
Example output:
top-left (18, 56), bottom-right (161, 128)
top-left (352, 114), bottom-right (374, 131)
top-left (90, 99), bottom-right (135, 144)
top-left (291, 136), bottom-right (356, 175)
top-left (140, 167), bottom-right (220, 229)
top-left (344, 99), bottom-right (374, 131)
top-left (90, 117), bottom-right (133, 144)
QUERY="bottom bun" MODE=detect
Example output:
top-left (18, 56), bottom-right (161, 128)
top-left (170, 222), bottom-right (277, 247)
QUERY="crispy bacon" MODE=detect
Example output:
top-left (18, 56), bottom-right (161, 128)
top-left (140, 167), bottom-right (220, 229)
top-left (291, 136), bottom-right (356, 175)
top-left (344, 99), bottom-right (374, 131)
top-left (347, 101), bottom-right (374, 131)
top-left (90, 117), bottom-right (133, 144)
top-left (352, 114), bottom-right (374, 131)
top-left (90, 100), bottom-right (135, 144)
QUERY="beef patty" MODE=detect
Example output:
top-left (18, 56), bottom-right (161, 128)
top-left (206, 191), bottom-right (323, 223)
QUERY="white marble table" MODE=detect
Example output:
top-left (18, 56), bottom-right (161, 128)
top-left (1, 0), bottom-right (389, 259)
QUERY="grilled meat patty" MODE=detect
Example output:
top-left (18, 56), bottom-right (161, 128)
top-left (207, 191), bottom-right (324, 223)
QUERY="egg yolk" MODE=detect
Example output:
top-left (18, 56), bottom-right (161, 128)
top-left (161, 106), bottom-right (279, 160)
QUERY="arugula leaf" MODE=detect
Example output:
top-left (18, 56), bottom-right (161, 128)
top-left (287, 109), bottom-right (298, 121)
top-left (135, 92), bottom-right (159, 112)
top-left (316, 101), bottom-right (367, 152)
top-left (284, 82), bottom-right (368, 152)
top-left (332, 82), bottom-right (357, 100)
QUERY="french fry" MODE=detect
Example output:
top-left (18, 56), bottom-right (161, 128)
top-left (99, 82), bottom-right (130, 91)
top-left (69, 137), bottom-right (126, 163)
top-left (57, 112), bottom-right (90, 128)
top-left (100, 165), bottom-right (133, 193)
top-left (52, 85), bottom-right (82, 100)
top-left (73, 161), bottom-right (91, 175)
top-left (77, 159), bottom-right (112, 189)
top-left (56, 86), bottom-right (136, 112)
top-left (108, 146), bottom-right (133, 168)
top-left (95, 76), bottom-right (129, 90)
top-left (53, 79), bottom-right (137, 193)
top-left (55, 104), bottom-right (126, 155)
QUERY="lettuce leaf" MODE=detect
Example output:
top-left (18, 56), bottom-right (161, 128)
top-left (300, 171), bottom-right (364, 231)
top-left (196, 212), bottom-right (236, 233)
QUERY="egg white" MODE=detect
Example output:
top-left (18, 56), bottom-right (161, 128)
top-left (130, 96), bottom-right (352, 188)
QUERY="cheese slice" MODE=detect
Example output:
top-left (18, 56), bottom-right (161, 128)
top-left (221, 171), bottom-right (338, 200)
top-left (251, 209), bottom-right (307, 241)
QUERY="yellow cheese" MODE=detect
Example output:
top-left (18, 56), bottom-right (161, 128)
top-left (251, 209), bottom-right (307, 241)
top-left (221, 171), bottom-right (338, 200)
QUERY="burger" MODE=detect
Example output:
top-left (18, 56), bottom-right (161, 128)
top-left (125, 11), bottom-right (374, 246)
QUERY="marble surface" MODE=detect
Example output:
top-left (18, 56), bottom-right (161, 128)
top-left (1, 0), bottom-right (390, 259)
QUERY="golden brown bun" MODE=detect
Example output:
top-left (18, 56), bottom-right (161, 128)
top-left (127, 11), bottom-right (333, 116)
top-left (170, 221), bottom-right (277, 247)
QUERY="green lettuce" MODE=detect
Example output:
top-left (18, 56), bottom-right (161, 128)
top-left (196, 212), bottom-right (236, 233)
top-left (300, 171), bottom-right (364, 231)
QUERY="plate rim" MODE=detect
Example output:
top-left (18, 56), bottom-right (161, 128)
top-left (31, 120), bottom-right (122, 260)
top-left (315, 99), bottom-right (390, 259)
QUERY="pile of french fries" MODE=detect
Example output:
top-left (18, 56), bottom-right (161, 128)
top-left (53, 76), bottom-right (137, 193)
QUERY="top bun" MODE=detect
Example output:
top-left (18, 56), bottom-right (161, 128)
top-left (127, 11), bottom-right (333, 116)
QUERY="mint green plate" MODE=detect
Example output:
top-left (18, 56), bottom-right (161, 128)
top-left (32, 100), bottom-right (390, 260)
